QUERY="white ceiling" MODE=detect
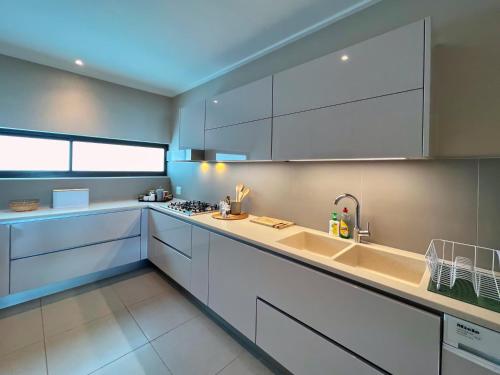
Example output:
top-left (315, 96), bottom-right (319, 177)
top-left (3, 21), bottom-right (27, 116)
top-left (0, 0), bottom-right (379, 97)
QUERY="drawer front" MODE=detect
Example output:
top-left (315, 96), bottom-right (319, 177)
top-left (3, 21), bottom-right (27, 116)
top-left (0, 225), bottom-right (9, 297)
top-left (11, 209), bottom-right (141, 259)
top-left (204, 118), bottom-right (272, 161)
top-left (10, 237), bottom-right (140, 293)
top-left (149, 237), bottom-right (191, 290)
top-left (273, 20), bottom-right (424, 116)
top-left (149, 210), bottom-right (192, 257)
top-left (256, 251), bottom-right (441, 375)
top-left (256, 300), bottom-right (383, 375)
top-left (206, 76), bottom-right (272, 129)
top-left (190, 226), bottom-right (210, 304)
top-left (272, 89), bottom-right (423, 160)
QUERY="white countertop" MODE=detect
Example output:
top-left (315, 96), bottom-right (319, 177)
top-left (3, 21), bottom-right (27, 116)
top-left (1, 199), bottom-right (498, 331)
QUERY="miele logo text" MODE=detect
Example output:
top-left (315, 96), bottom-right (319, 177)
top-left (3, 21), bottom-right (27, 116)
top-left (457, 323), bottom-right (480, 335)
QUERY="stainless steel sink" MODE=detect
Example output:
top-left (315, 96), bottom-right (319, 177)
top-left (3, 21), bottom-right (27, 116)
top-left (277, 231), bottom-right (351, 258)
top-left (333, 244), bottom-right (426, 285)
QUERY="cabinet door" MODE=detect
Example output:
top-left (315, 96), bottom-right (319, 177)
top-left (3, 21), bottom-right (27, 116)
top-left (0, 225), bottom-right (9, 297)
top-left (11, 209), bottom-right (141, 259)
top-left (256, 251), bottom-right (441, 375)
top-left (208, 233), bottom-right (258, 340)
top-left (273, 20), bottom-right (426, 116)
top-left (204, 118), bottom-right (272, 161)
top-left (272, 89), bottom-right (423, 160)
top-left (149, 237), bottom-right (191, 290)
top-left (190, 226), bottom-right (209, 304)
top-left (256, 300), bottom-right (383, 375)
top-left (149, 210), bottom-right (192, 257)
top-left (205, 76), bottom-right (272, 129)
top-left (179, 101), bottom-right (205, 150)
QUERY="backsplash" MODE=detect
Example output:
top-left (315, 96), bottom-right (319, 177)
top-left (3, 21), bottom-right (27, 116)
top-left (167, 159), bottom-right (500, 254)
top-left (0, 176), bottom-right (171, 210)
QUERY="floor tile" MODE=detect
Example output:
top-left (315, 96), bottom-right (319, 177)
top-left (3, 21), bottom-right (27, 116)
top-left (112, 271), bottom-right (174, 306)
top-left (42, 284), bottom-right (125, 337)
top-left (0, 340), bottom-right (47, 375)
top-left (45, 308), bottom-right (147, 375)
top-left (217, 352), bottom-right (274, 375)
top-left (128, 289), bottom-right (200, 340)
top-left (90, 344), bottom-right (171, 375)
top-left (0, 300), bottom-right (43, 357)
top-left (152, 315), bottom-right (243, 375)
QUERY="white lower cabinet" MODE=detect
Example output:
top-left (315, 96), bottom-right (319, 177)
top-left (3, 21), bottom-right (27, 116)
top-left (10, 237), bottom-right (141, 293)
top-left (149, 210), bottom-right (192, 257)
top-left (0, 225), bottom-right (9, 297)
top-left (190, 226), bottom-right (210, 304)
top-left (208, 232), bottom-right (258, 340)
top-left (256, 251), bottom-right (441, 375)
top-left (256, 300), bottom-right (383, 375)
top-left (149, 237), bottom-right (191, 290)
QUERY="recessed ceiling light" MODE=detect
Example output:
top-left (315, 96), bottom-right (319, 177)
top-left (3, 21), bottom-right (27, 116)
top-left (74, 59), bottom-right (84, 66)
top-left (212, 99), bottom-right (218, 104)
top-left (341, 54), bottom-right (349, 62)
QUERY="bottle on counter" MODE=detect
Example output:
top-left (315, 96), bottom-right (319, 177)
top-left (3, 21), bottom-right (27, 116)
top-left (329, 212), bottom-right (340, 237)
top-left (339, 207), bottom-right (351, 239)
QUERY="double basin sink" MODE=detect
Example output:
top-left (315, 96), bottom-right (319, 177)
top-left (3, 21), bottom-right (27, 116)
top-left (277, 231), bottom-right (426, 286)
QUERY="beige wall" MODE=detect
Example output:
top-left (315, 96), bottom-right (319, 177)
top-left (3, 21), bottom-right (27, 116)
top-left (168, 0), bottom-right (500, 253)
top-left (0, 54), bottom-right (172, 143)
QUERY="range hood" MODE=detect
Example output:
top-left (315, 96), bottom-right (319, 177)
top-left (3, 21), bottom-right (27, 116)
top-left (167, 149), bottom-right (205, 162)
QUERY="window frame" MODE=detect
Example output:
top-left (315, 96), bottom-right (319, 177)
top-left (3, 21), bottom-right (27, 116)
top-left (0, 128), bottom-right (168, 178)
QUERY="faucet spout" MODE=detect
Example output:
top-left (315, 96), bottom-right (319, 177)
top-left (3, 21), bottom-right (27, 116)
top-left (334, 193), bottom-right (370, 243)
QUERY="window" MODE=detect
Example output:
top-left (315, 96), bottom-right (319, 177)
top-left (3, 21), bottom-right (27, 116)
top-left (0, 128), bottom-right (167, 177)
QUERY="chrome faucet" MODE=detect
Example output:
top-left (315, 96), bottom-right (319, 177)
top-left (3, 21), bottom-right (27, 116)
top-left (334, 193), bottom-right (370, 243)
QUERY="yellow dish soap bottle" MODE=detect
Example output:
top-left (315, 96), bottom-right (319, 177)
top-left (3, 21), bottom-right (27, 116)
top-left (329, 212), bottom-right (340, 237)
top-left (339, 207), bottom-right (350, 239)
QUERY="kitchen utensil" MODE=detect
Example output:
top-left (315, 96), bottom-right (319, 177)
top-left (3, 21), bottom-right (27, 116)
top-left (9, 199), bottom-right (40, 212)
top-left (235, 183), bottom-right (244, 202)
top-left (230, 201), bottom-right (241, 215)
top-left (212, 212), bottom-right (249, 220)
top-left (250, 216), bottom-right (294, 230)
top-left (240, 187), bottom-right (250, 201)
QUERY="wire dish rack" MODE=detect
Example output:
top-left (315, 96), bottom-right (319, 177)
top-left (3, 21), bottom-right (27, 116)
top-left (425, 239), bottom-right (500, 302)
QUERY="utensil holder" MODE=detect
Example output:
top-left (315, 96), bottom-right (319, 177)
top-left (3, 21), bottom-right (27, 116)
top-left (230, 201), bottom-right (241, 215)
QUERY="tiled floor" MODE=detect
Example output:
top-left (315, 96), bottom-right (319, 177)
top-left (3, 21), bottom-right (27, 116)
top-left (0, 267), bottom-right (275, 375)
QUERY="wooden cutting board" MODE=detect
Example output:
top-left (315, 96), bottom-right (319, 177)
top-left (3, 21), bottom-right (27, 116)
top-left (250, 216), bottom-right (294, 229)
top-left (212, 212), bottom-right (249, 220)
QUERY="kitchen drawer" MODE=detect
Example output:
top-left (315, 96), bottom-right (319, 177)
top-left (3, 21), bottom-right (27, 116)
top-left (11, 209), bottom-right (141, 259)
top-left (204, 118), bottom-right (272, 161)
top-left (205, 76), bottom-right (272, 129)
top-left (149, 210), bottom-right (192, 257)
top-left (10, 236), bottom-right (140, 293)
top-left (256, 251), bottom-right (441, 375)
top-left (0, 225), bottom-right (9, 297)
top-left (256, 300), bottom-right (383, 375)
top-left (149, 237), bottom-right (191, 290)
top-left (273, 20), bottom-right (425, 116)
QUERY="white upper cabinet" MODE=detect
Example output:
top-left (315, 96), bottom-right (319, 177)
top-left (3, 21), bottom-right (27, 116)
top-left (0, 225), bottom-right (9, 297)
top-left (179, 101), bottom-right (205, 150)
top-left (205, 76), bottom-right (272, 129)
top-left (204, 118), bottom-right (272, 161)
top-left (273, 20), bottom-right (426, 116)
top-left (272, 18), bottom-right (430, 159)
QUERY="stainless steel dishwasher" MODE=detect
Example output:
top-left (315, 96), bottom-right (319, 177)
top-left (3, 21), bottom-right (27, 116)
top-left (442, 315), bottom-right (500, 375)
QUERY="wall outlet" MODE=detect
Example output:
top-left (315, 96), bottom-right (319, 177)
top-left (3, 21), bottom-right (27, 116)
top-left (175, 185), bottom-right (182, 196)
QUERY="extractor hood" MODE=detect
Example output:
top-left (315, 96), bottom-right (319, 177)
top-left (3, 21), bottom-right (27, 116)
top-left (167, 149), bottom-right (205, 162)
